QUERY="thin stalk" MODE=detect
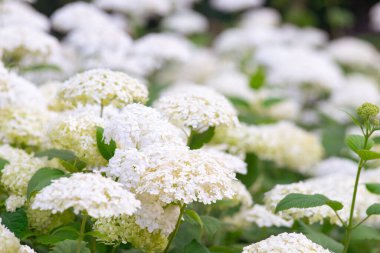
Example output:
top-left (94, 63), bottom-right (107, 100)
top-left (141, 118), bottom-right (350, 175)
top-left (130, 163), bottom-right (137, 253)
top-left (163, 204), bottom-right (186, 253)
top-left (343, 133), bottom-right (369, 253)
top-left (77, 213), bottom-right (88, 253)
top-left (352, 215), bottom-right (371, 230)
top-left (111, 244), bottom-right (119, 253)
top-left (100, 102), bottom-right (104, 118)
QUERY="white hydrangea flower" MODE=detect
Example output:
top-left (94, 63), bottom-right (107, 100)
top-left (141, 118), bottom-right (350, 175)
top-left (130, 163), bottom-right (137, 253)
top-left (205, 69), bottom-right (254, 101)
top-left (0, 105), bottom-right (52, 147)
top-left (105, 145), bottom-right (237, 204)
top-left (326, 37), bottom-right (380, 69)
top-left (242, 233), bottom-right (332, 253)
top-left (0, 218), bottom-right (22, 253)
top-left (103, 104), bottom-right (186, 150)
top-left (229, 180), bottom-right (253, 208)
top-left (51, 2), bottom-right (119, 33)
top-left (154, 85), bottom-right (238, 133)
top-left (255, 45), bottom-right (344, 91)
top-left (202, 148), bottom-right (247, 174)
top-left (239, 8), bottom-right (281, 28)
top-left (161, 10), bottom-right (208, 35)
top-left (130, 33), bottom-right (193, 75)
top-left (0, 1), bottom-right (49, 31)
top-left (211, 0), bottom-right (263, 12)
top-left (48, 107), bottom-right (106, 166)
top-left (0, 145), bottom-right (48, 196)
top-left (19, 245), bottom-right (36, 253)
top-left (5, 195), bottom-right (26, 212)
top-left (214, 122), bottom-right (323, 172)
top-left (31, 173), bottom-right (140, 218)
top-left (134, 194), bottom-right (180, 236)
top-left (310, 157), bottom-right (357, 177)
top-left (370, 2), bottom-right (380, 32)
top-left (0, 26), bottom-right (62, 67)
top-left (249, 89), bottom-right (301, 121)
top-left (56, 69), bottom-right (148, 110)
top-left (265, 174), bottom-right (379, 226)
top-left (94, 0), bottom-right (172, 20)
top-left (225, 205), bottom-right (293, 228)
top-left (0, 71), bottom-right (46, 109)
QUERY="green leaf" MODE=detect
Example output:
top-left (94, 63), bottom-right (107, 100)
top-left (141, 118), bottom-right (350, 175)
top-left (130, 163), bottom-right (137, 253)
top-left (184, 240), bottom-right (210, 253)
top-left (27, 168), bottom-right (66, 199)
top-left (351, 225), bottom-right (380, 241)
top-left (249, 66), bottom-right (266, 90)
top-left (344, 111), bottom-right (361, 128)
top-left (36, 226), bottom-right (79, 245)
top-left (188, 127), bottom-right (215, 150)
top-left (35, 149), bottom-right (86, 172)
top-left (366, 183), bottom-right (380, 195)
top-left (357, 150), bottom-right (380, 160)
top-left (237, 153), bottom-right (259, 188)
top-left (298, 221), bottom-right (344, 253)
top-left (185, 210), bottom-right (203, 229)
top-left (367, 203), bottom-right (380, 216)
top-left (21, 63), bottom-right (61, 73)
top-left (0, 208), bottom-right (28, 238)
top-left (50, 240), bottom-right (90, 253)
top-left (275, 193), bottom-right (343, 213)
top-left (96, 127), bottom-right (116, 160)
top-left (201, 216), bottom-right (221, 236)
top-left (345, 135), bottom-right (373, 153)
top-left (261, 97), bottom-right (285, 108)
top-left (0, 157), bottom-right (9, 172)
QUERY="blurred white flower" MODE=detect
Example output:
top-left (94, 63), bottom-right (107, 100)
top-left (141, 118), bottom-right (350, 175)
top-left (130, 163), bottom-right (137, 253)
top-left (32, 173), bottom-right (140, 218)
top-left (326, 37), bottom-right (380, 69)
top-left (370, 2), bottom-right (380, 32)
top-left (311, 157), bottom-right (357, 177)
top-left (0, 1), bottom-right (49, 31)
top-left (239, 8), bottom-right (281, 28)
top-left (161, 10), bottom-right (208, 35)
top-left (225, 204), bottom-right (293, 228)
top-left (211, 0), bottom-right (263, 12)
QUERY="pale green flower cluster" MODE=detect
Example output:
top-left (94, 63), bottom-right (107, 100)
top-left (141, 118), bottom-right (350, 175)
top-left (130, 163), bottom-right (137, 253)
top-left (48, 107), bottom-right (106, 166)
top-left (93, 215), bottom-right (168, 253)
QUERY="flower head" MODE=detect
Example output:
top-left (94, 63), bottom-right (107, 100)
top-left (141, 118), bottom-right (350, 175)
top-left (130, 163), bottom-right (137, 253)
top-left (154, 85), bottom-right (238, 133)
top-left (357, 102), bottom-right (379, 121)
top-left (31, 173), bottom-right (140, 218)
top-left (242, 233), bottom-right (332, 253)
top-left (56, 69), bottom-right (148, 110)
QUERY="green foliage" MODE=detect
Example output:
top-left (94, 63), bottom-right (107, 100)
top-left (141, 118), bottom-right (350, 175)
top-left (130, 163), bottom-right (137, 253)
top-left (275, 193), bottom-right (343, 213)
top-left (236, 153), bottom-right (259, 188)
top-left (351, 225), bottom-right (380, 241)
top-left (365, 183), bottom-right (380, 195)
top-left (188, 127), bottom-right (215, 150)
top-left (35, 149), bottom-right (86, 172)
top-left (50, 240), bottom-right (91, 253)
top-left (249, 66), bottom-right (266, 90)
top-left (261, 97), bottom-right (285, 108)
top-left (36, 226), bottom-right (79, 245)
top-left (345, 135), bottom-right (374, 153)
top-left (356, 150), bottom-right (380, 160)
top-left (201, 216), bottom-right (221, 237)
top-left (0, 208), bottom-right (28, 238)
top-left (366, 204), bottom-right (380, 216)
top-left (184, 240), bottom-right (210, 253)
top-left (96, 127), bottom-right (116, 160)
top-left (27, 167), bottom-right (67, 199)
top-left (185, 209), bottom-right (204, 229)
top-left (0, 157), bottom-right (9, 172)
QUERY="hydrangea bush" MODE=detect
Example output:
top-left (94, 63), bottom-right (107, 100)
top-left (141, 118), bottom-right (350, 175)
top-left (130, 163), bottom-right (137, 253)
top-left (1, 0), bottom-right (380, 253)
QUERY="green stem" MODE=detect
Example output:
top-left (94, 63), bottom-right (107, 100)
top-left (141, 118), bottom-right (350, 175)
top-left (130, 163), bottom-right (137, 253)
top-left (352, 215), bottom-right (371, 230)
top-left (111, 245), bottom-right (119, 253)
top-left (163, 204), bottom-right (186, 253)
top-left (100, 102), bottom-right (104, 118)
top-left (77, 213), bottom-right (88, 253)
top-left (343, 134), bottom-right (369, 253)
